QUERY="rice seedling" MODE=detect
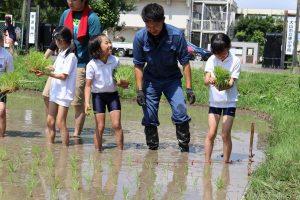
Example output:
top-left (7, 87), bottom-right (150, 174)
top-left (193, 176), bottom-right (199, 190)
top-left (0, 72), bottom-right (21, 93)
top-left (7, 160), bottom-right (17, 173)
top-left (0, 185), bottom-right (3, 198)
top-left (31, 145), bottom-right (41, 159)
top-left (216, 176), bottom-right (225, 190)
top-left (213, 66), bottom-right (230, 91)
top-left (127, 155), bottom-right (132, 167)
top-left (26, 175), bottom-right (39, 197)
top-left (113, 67), bottom-right (133, 86)
top-left (146, 186), bottom-right (153, 200)
top-left (123, 186), bottom-right (130, 200)
top-left (70, 153), bottom-right (79, 178)
top-left (97, 190), bottom-right (107, 200)
top-left (24, 49), bottom-right (53, 73)
top-left (8, 173), bottom-right (14, 184)
top-left (135, 168), bottom-right (140, 187)
top-left (0, 147), bottom-right (7, 162)
top-left (71, 177), bottom-right (80, 191)
top-left (45, 149), bottom-right (54, 176)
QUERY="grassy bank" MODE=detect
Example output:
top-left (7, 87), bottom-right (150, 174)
top-left (14, 56), bottom-right (300, 199)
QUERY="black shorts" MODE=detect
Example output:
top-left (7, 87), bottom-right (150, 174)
top-left (92, 92), bottom-right (121, 114)
top-left (208, 107), bottom-right (236, 117)
top-left (0, 93), bottom-right (7, 103)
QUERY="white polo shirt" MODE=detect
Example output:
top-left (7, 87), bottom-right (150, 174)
top-left (204, 52), bottom-right (241, 108)
top-left (49, 49), bottom-right (77, 106)
top-left (0, 47), bottom-right (14, 76)
top-left (86, 55), bottom-right (119, 93)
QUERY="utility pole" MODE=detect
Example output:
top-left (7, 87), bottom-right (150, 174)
top-left (292, 0), bottom-right (300, 66)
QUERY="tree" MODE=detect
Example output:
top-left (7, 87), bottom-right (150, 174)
top-left (1, 0), bottom-right (66, 23)
top-left (234, 16), bottom-right (283, 56)
top-left (90, 0), bottom-right (136, 31)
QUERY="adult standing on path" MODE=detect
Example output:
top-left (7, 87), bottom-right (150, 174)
top-left (133, 3), bottom-right (195, 152)
top-left (43, 0), bottom-right (101, 137)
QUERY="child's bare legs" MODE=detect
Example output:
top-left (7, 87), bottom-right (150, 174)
top-left (221, 115), bottom-right (234, 163)
top-left (204, 113), bottom-right (220, 163)
top-left (94, 113), bottom-right (105, 150)
top-left (0, 103), bottom-right (6, 137)
top-left (56, 105), bottom-right (69, 146)
top-left (47, 102), bottom-right (58, 144)
top-left (109, 110), bottom-right (123, 150)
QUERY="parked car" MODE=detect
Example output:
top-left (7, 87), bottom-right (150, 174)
top-left (187, 42), bottom-right (212, 61)
top-left (112, 41), bottom-right (133, 57)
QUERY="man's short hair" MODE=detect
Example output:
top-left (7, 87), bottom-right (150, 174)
top-left (141, 3), bottom-right (164, 22)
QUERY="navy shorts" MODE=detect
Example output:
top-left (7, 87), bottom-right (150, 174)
top-left (208, 107), bottom-right (236, 117)
top-left (92, 92), bottom-right (121, 114)
top-left (0, 93), bottom-right (7, 103)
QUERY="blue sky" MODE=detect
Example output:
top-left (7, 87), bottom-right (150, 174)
top-left (235, 0), bottom-right (296, 10)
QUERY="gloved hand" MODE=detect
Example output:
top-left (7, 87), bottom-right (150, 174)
top-left (186, 88), bottom-right (195, 105)
top-left (136, 90), bottom-right (146, 106)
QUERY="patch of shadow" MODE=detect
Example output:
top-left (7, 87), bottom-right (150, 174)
top-left (5, 130), bottom-right (42, 138)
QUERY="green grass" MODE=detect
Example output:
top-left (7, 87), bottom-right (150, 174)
top-left (13, 55), bottom-right (300, 198)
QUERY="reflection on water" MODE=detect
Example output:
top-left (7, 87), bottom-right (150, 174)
top-left (0, 91), bottom-right (270, 199)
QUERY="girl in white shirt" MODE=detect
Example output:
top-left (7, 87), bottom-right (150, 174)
top-left (36, 26), bottom-right (77, 146)
top-left (85, 34), bottom-right (128, 151)
top-left (204, 33), bottom-right (241, 163)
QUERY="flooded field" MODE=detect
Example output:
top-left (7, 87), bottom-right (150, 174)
top-left (0, 91), bottom-right (270, 199)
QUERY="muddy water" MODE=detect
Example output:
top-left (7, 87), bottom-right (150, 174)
top-left (0, 91), bottom-right (270, 200)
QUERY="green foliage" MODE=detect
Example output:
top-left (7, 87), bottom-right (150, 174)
top-left (234, 16), bottom-right (283, 56)
top-left (214, 66), bottom-right (230, 89)
top-left (113, 66), bottom-right (134, 82)
top-left (235, 31), bottom-right (246, 41)
top-left (24, 49), bottom-right (53, 72)
top-left (0, 72), bottom-right (21, 93)
top-left (1, 0), bottom-right (66, 23)
top-left (90, 0), bottom-right (136, 31)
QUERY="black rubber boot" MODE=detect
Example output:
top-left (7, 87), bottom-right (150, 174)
top-left (145, 125), bottom-right (159, 150)
top-left (176, 122), bottom-right (190, 152)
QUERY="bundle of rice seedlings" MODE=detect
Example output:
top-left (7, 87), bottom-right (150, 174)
top-left (0, 72), bottom-right (21, 93)
top-left (113, 67), bottom-right (133, 86)
top-left (24, 49), bottom-right (53, 73)
top-left (214, 65), bottom-right (230, 91)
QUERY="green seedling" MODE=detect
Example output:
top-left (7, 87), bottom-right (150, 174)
top-left (127, 155), bottom-right (132, 167)
top-left (193, 177), bottom-right (199, 190)
top-left (7, 160), bottom-right (17, 173)
top-left (71, 177), bottom-right (80, 191)
top-left (26, 175), bottom-right (39, 197)
top-left (31, 145), bottom-right (41, 158)
top-left (146, 186), bottom-right (153, 200)
top-left (0, 147), bottom-right (8, 161)
top-left (8, 173), bottom-right (14, 184)
top-left (214, 66), bottom-right (230, 90)
top-left (123, 186), bottom-right (130, 200)
top-left (0, 185), bottom-right (3, 198)
top-left (113, 67), bottom-right (133, 83)
top-left (0, 71), bottom-right (21, 93)
top-left (135, 168), bottom-right (140, 187)
top-left (216, 176), bottom-right (225, 190)
top-left (25, 48), bottom-right (53, 73)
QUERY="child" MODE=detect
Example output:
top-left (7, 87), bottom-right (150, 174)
top-left (204, 33), bottom-right (241, 163)
top-left (36, 26), bottom-right (77, 146)
top-left (85, 34), bottom-right (128, 151)
top-left (0, 31), bottom-right (14, 137)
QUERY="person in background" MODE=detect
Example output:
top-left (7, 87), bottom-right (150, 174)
top-left (35, 26), bottom-right (78, 146)
top-left (43, 0), bottom-right (101, 138)
top-left (133, 3), bottom-right (195, 152)
top-left (204, 33), bottom-right (241, 163)
top-left (0, 31), bottom-right (14, 137)
top-left (4, 16), bottom-right (16, 55)
top-left (85, 34), bottom-right (128, 151)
